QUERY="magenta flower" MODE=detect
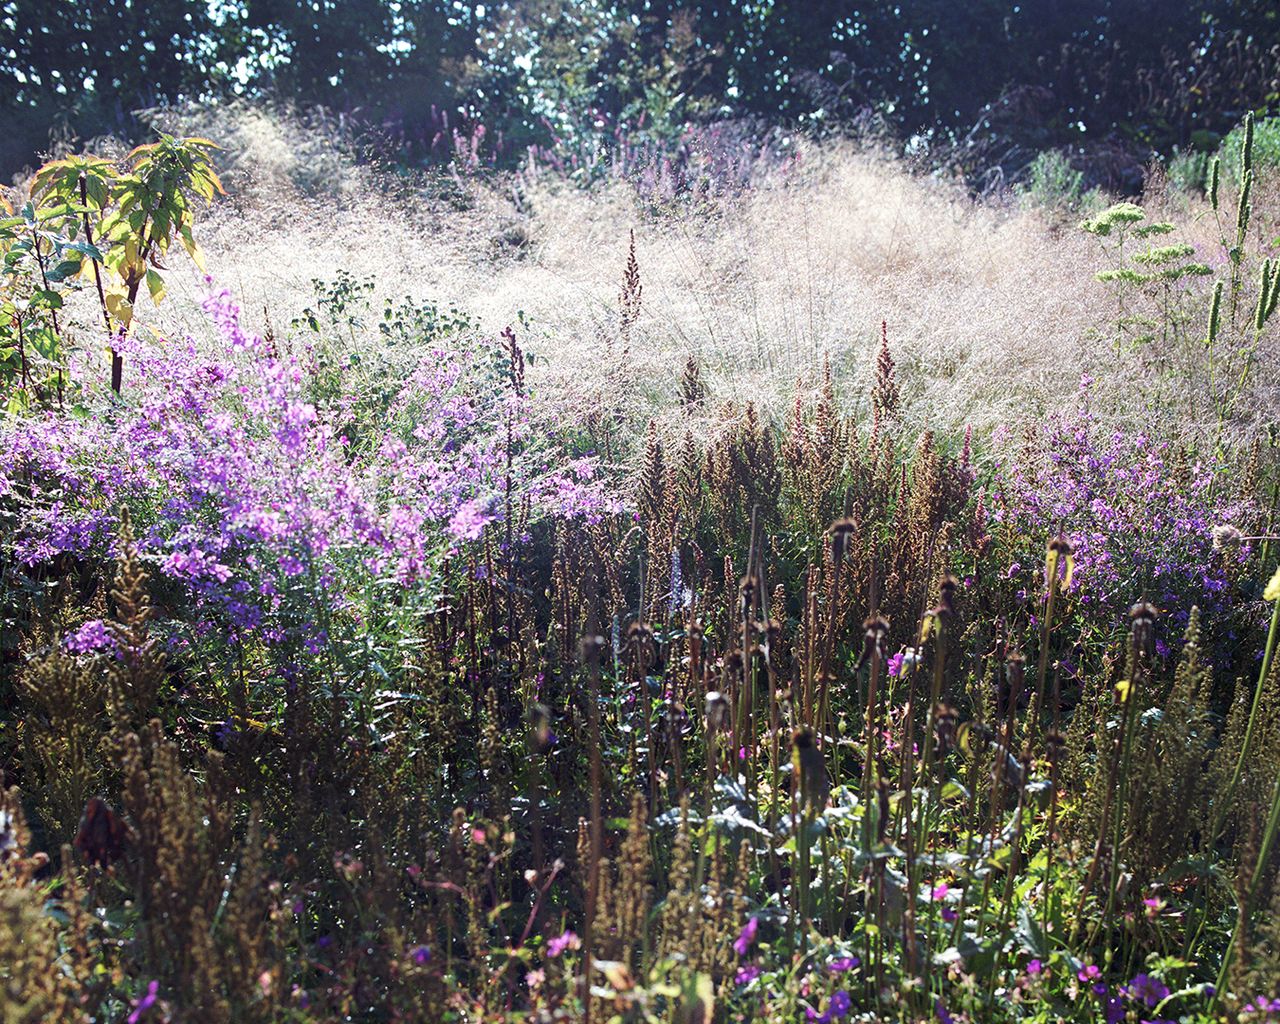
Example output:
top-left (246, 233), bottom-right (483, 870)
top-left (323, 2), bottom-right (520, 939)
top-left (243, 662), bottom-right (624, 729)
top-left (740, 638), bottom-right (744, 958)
top-left (547, 930), bottom-right (580, 957)
top-left (65, 619), bottom-right (116, 655)
top-left (127, 981), bottom-right (160, 1024)
top-left (1124, 974), bottom-right (1170, 1009)
top-left (735, 965), bottom-right (761, 985)
top-left (733, 916), bottom-right (759, 956)
top-left (447, 499), bottom-right (492, 542)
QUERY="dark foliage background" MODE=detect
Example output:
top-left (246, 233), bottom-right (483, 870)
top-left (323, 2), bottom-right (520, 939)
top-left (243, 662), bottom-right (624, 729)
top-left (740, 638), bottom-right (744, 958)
top-left (3, 1), bottom-right (1280, 188)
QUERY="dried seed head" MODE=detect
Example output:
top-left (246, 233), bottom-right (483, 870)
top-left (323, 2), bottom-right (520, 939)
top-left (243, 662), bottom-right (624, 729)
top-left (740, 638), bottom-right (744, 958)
top-left (528, 702), bottom-right (553, 753)
top-left (937, 575), bottom-right (959, 616)
top-left (722, 650), bottom-right (745, 683)
top-left (579, 634), bottom-right (606, 661)
top-left (857, 614), bottom-right (891, 670)
top-left (829, 517), bottom-right (858, 561)
top-left (1047, 535), bottom-right (1074, 557)
top-left (1211, 524), bottom-right (1244, 551)
top-left (791, 726), bottom-right (829, 811)
top-left (627, 622), bottom-right (656, 667)
top-left (1129, 601), bottom-right (1159, 628)
top-left (705, 691), bottom-right (730, 733)
top-left (1003, 652), bottom-right (1026, 711)
top-left (74, 796), bottom-right (129, 869)
top-left (933, 703), bottom-right (960, 756)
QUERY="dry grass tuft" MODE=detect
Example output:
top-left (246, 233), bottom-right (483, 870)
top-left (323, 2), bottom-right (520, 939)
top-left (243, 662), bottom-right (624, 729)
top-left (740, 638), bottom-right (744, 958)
top-left (120, 104), bottom-right (1275, 439)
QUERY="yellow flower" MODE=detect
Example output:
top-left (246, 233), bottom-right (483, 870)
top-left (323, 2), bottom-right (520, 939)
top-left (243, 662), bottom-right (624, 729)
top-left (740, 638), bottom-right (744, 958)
top-left (1265, 564), bottom-right (1280, 603)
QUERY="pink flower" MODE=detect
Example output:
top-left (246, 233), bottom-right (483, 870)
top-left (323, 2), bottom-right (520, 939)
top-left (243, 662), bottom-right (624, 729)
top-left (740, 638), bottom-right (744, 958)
top-left (447, 499), bottom-right (492, 542)
top-left (547, 930), bottom-right (580, 957)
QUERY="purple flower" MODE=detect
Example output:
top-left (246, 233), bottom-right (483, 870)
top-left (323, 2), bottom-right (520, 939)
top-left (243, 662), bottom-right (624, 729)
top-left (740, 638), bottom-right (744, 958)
top-left (735, 965), bottom-right (761, 985)
top-left (806, 990), bottom-right (853, 1024)
top-left (887, 651), bottom-right (905, 677)
top-left (828, 956), bottom-right (860, 973)
top-left (127, 981), bottom-right (159, 1024)
top-left (1125, 973), bottom-right (1170, 1009)
top-left (65, 619), bottom-right (116, 655)
top-left (547, 930), bottom-right (580, 957)
top-left (447, 499), bottom-right (492, 542)
top-left (409, 945), bottom-right (431, 965)
top-left (733, 916), bottom-right (759, 956)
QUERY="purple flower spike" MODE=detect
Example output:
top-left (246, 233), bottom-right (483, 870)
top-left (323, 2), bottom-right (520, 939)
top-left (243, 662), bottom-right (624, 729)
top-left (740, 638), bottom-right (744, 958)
top-left (733, 916), bottom-right (759, 956)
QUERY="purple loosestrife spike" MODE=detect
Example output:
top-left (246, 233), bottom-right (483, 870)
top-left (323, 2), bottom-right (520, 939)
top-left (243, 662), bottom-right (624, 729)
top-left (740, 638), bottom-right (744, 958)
top-left (732, 916), bottom-right (758, 956)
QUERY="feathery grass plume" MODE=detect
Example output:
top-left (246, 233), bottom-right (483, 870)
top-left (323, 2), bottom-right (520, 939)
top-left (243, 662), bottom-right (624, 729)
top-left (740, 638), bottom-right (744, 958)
top-left (106, 509), bottom-right (165, 730)
top-left (782, 364), bottom-right (849, 539)
top-left (619, 228), bottom-right (643, 362)
top-left (1125, 607), bottom-right (1216, 884)
top-left (613, 794), bottom-right (653, 969)
top-left (638, 419), bottom-right (668, 536)
top-left (680, 353), bottom-right (706, 411)
top-left (872, 321), bottom-right (900, 425)
top-left (674, 429), bottom-right (702, 529)
top-left (117, 721), bottom-right (263, 1019)
top-left (0, 787), bottom-right (83, 1023)
top-left (1206, 279), bottom-right (1224, 347)
top-left (1235, 169), bottom-right (1253, 256)
top-left (16, 647), bottom-right (106, 846)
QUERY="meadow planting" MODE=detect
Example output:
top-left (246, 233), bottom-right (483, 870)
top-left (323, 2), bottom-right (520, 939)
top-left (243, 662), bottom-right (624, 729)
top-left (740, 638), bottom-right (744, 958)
top-left (2, 105), bottom-right (1280, 1024)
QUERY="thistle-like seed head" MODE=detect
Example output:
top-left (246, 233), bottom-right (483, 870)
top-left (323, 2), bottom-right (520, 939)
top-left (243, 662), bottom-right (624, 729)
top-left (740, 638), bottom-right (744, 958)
top-left (705, 691), bottom-right (730, 733)
top-left (1211, 524), bottom-right (1244, 551)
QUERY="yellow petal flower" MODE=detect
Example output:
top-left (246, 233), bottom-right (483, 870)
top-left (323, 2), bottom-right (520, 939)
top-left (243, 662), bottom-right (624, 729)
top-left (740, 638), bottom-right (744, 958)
top-left (1265, 564), bottom-right (1280, 602)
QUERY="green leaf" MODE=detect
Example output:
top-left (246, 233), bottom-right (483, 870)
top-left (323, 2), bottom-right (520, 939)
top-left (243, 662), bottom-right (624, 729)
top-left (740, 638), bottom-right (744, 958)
top-left (44, 259), bottom-right (81, 283)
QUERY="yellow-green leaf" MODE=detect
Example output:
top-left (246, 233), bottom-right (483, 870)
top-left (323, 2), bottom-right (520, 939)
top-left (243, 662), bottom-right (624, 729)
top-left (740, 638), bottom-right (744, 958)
top-left (145, 269), bottom-right (166, 304)
top-left (105, 290), bottom-right (133, 327)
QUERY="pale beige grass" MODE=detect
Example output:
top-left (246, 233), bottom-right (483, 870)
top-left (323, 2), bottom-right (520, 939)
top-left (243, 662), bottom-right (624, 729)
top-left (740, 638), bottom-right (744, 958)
top-left (133, 104), bottom-right (1273, 441)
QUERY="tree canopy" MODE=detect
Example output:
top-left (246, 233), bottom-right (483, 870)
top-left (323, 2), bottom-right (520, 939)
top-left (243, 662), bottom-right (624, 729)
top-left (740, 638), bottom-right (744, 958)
top-left (2, 0), bottom-right (1279, 183)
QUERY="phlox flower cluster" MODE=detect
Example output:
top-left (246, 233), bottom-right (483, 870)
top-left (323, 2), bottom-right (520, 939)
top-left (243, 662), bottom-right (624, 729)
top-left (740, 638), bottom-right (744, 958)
top-left (991, 377), bottom-right (1258, 651)
top-left (0, 284), bottom-right (620, 659)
